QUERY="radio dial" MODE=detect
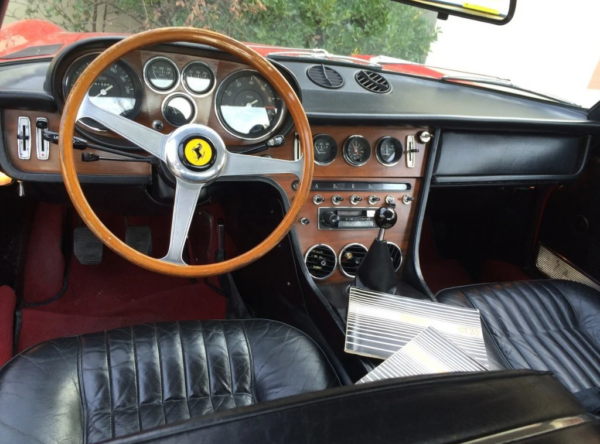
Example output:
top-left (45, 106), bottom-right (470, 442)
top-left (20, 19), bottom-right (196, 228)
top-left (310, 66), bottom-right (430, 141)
top-left (322, 211), bottom-right (341, 227)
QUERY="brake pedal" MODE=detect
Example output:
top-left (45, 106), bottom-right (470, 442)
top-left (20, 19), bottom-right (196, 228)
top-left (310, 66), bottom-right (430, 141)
top-left (126, 226), bottom-right (153, 256)
top-left (73, 227), bottom-right (103, 265)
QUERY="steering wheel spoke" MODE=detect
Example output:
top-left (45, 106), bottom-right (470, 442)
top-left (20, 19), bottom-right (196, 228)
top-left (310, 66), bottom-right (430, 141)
top-left (77, 95), bottom-right (167, 160)
top-left (222, 152), bottom-right (303, 178)
top-left (162, 179), bottom-right (203, 265)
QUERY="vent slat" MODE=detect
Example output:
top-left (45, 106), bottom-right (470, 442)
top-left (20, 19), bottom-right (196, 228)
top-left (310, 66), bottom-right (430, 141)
top-left (307, 65), bottom-right (344, 89)
top-left (355, 70), bottom-right (391, 93)
top-left (305, 245), bottom-right (337, 279)
top-left (387, 243), bottom-right (403, 271)
top-left (340, 244), bottom-right (368, 278)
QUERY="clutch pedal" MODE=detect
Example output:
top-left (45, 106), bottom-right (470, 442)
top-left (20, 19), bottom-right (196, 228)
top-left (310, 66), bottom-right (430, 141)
top-left (73, 226), bottom-right (103, 265)
top-left (125, 226), bottom-right (153, 256)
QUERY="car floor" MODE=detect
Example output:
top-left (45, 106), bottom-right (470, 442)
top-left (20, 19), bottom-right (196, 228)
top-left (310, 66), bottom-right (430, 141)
top-left (12, 203), bottom-right (227, 356)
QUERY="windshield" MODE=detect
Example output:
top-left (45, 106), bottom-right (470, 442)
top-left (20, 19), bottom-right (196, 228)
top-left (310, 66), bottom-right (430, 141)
top-left (2, 0), bottom-right (599, 108)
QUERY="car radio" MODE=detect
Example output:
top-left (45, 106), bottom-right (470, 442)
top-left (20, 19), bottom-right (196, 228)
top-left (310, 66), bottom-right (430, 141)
top-left (318, 207), bottom-right (378, 230)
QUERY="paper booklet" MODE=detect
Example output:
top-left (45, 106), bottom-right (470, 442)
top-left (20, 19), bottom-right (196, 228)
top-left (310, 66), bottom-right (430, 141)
top-left (357, 327), bottom-right (487, 384)
top-left (345, 286), bottom-right (488, 368)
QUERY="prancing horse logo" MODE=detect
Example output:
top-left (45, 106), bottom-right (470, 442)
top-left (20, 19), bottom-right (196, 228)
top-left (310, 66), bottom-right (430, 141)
top-left (184, 138), bottom-right (213, 167)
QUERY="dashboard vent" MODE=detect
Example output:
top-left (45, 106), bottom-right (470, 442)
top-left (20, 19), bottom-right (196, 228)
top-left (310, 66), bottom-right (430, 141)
top-left (307, 65), bottom-right (344, 89)
top-left (305, 245), bottom-right (337, 279)
top-left (355, 70), bottom-right (391, 93)
top-left (339, 244), bottom-right (368, 278)
top-left (387, 243), bottom-right (403, 271)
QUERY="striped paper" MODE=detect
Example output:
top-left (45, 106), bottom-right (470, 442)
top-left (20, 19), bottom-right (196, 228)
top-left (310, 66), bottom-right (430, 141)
top-left (345, 287), bottom-right (488, 368)
top-left (357, 327), bottom-right (487, 384)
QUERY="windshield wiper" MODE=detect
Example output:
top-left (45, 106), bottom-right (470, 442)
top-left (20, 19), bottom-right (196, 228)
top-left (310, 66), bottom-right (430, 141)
top-left (268, 48), bottom-right (380, 68)
top-left (440, 75), bottom-right (580, 107)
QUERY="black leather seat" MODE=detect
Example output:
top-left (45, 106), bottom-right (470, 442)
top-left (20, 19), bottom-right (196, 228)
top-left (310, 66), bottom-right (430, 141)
top-left (437, 280), bottom-right (600, 408)
top-left (0, 319), bottom-right (339, 444)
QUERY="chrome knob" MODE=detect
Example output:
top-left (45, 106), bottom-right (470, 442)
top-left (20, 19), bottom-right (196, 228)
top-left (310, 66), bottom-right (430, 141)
top-left (418, 131), bottom-right (432, 144)
top-left (350, 195), bottom-right (363, 205)
top-left (332, 195), bottom-right (344, 205)
top-left (313, 194), bottom-right (325, 205)
top-left (368, 195), bottom-right (380, 205)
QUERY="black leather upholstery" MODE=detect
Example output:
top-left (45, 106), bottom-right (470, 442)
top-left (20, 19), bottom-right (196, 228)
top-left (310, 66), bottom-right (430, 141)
top-left (0, 320), bottom-right (339, 444)
top-left (437, 280), bottom-right (600, 395)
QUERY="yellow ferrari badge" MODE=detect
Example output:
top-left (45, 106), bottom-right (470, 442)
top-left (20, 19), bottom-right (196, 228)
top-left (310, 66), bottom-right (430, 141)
top-left (184, 138), bottom-right (213, 167)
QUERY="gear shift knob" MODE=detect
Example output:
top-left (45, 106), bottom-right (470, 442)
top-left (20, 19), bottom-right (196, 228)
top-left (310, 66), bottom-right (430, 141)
top-left (375, 206), bottom-right (398, 230)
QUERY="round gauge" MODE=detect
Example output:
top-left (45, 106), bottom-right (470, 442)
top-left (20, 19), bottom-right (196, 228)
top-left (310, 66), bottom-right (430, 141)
top-left (376, 136), bottom-right (403, 166)
top-left (343, 136), bottom-right (372, 167)
top-left (216, 70), bottom-right (285, 140)
top-left (162, 93), bottom-right (196, 126)
top-left (313, 134), bottom-right (338, 165)
top-left (144, 57), bottom-right (179, 92)
top-left (182, 61), bottom-right (215, 95)
top-left (63, 54), bottom-right (142, 120)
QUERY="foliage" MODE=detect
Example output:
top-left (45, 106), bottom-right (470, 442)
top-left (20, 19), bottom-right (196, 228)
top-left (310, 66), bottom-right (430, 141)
top-left (11, 0), bottom-right (438, 62)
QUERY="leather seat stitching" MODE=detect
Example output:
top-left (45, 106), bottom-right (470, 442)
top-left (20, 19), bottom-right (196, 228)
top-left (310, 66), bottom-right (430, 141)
top-left (241, 322), bottom-right (258, 403)
top-left (199, 322), bottom-right (215, 413)
top-left (221, 323), bottom-right (236, 407)
top-left (77, 335), bottom-right (88, 444)
top-left (176, 322), bottom-right (192, 420)
top-left (130, 326), bottom-right (142, 432)
top-left (105, 331), bottom-right (115, 440)
top-left (153, 324), bottom-right (167, 424)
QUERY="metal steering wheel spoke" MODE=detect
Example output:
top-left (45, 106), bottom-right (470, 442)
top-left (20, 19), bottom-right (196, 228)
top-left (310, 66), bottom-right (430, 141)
top-left (222, 152), bottom-right (304, 178)
top-left (161, 179), bottom-right (203, 265)
top-left (77, 95), bottom-right (167, 160)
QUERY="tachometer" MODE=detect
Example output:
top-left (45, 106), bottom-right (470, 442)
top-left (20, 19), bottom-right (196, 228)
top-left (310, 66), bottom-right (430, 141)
top-left (216, 70), bottom-right (285, 140)
top-left (343, 135), bottom-right (371, 167)
top-left (313, 134), bottom-right (338, 165)
top-left (63, 54), bottom-right (142, 121)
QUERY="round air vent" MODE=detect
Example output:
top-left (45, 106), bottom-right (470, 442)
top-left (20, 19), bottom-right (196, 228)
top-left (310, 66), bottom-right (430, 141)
top-left (305, 244), bottom-right (337, 280)
top-left (388, 242), bottom-right (403, 271)
top-left (307, 64), bottom-right (344, 89)
top-left (339, 243), bottom-right (368, 278)
top-left (355, 70), bottom-right (391, 94)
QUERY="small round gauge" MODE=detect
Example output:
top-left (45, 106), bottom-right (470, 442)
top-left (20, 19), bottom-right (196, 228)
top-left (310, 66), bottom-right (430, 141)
top-left (144, 57), bottom-right (179, 92)
top-left (313, 134), bottom-right (338, 165)
top-left (376, 136), bottom-right (403, 166)
top-left (63, 54), bottom-right (142, 120)
top-left (343, 136), bottom-right (372, 167)
top-left (182, 61), bottom-right (215, 95)
top-left (216, 70), bottom-right (285, 140)
top-left (162, 93), bottom-right (196, 126)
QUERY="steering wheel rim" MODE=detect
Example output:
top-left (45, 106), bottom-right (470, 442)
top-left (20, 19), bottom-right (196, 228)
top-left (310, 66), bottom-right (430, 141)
top-left (59, 27), bottom-right (314, 277)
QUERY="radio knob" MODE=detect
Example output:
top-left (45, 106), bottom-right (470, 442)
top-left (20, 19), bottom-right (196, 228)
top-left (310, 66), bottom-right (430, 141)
top-left (350, 195), bottom-right (363, 205)
top-left (322, 211), bottom-right (340, 227)
top-left (332, 195), bottom-right (344, 205)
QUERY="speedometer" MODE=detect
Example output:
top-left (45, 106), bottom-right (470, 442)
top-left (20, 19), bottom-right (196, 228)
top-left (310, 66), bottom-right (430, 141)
top-left (63, 54), bottom-right (142, 121)
top-left (216, 70), bottom-right (285, 140)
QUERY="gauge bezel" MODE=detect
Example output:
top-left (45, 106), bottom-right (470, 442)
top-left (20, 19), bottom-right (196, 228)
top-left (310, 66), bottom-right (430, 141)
top-left (304, 244), bottom-right (337, 280)
top-left (143, 56), bottom-right (180, 94)
top-left (181, 61), bottom-right (216, 97)
top-left (375, 136), bottom-right (404, 167)
top-left (62, 52), bottom-right (143, 131)
top-left (214, 69), bottom-right (286, 142)
top-left (338, 243), bottom-right (368, 278)
top-left (342, 135), bottom-right (372, 167)
top-left (313, 133), bottom-right (338, 166)
top-left (161, 92), bottom-right (198, 127)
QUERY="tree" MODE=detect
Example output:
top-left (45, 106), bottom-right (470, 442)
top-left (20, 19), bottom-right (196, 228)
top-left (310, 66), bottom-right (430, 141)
top-left (10, 0), bottom-right (438, 63)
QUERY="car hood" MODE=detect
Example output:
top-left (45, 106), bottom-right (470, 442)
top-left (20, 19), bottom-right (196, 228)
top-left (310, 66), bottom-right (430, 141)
top-left (0, 19), bottom-right (443, 78)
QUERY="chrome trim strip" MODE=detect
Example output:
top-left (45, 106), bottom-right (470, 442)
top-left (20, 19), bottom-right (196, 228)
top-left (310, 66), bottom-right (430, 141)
top-left (462, 415), bottom-right (590, 444)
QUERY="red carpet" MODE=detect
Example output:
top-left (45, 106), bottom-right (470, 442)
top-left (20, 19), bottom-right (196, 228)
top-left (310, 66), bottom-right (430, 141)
top-left (18, 203), bottom-right (227, 352)
top-left (0, 287), bottom-right (16, 365)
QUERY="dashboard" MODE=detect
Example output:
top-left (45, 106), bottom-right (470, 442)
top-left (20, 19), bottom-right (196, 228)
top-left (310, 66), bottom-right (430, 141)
top-left (0, 37), bottom-right (598, 284)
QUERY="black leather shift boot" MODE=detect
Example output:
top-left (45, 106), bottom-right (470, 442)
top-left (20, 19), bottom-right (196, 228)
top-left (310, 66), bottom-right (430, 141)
top-left (354, 239), bottom-right (397, 294)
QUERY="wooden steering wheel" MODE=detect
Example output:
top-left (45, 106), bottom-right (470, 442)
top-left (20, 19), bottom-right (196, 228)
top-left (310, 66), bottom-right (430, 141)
top-left (59, 28), bottom-right (314, 277)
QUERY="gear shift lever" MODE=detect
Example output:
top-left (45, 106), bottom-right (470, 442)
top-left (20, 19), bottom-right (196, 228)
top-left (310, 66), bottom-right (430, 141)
top-left (353, 204), bottom-right (399, 294)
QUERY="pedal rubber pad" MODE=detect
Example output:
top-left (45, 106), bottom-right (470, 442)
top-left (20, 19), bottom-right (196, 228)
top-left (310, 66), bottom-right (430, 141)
top-left (126, 226), bottom-right (153, 256)
top-left (73, 226), bottom-right (103, 265)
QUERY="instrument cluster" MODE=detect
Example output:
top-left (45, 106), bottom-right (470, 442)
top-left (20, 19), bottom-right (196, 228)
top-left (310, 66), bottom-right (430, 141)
top-left (313, 133), bottom-right (406, 167)
top-left (62, 53), bottom-right (285, 142)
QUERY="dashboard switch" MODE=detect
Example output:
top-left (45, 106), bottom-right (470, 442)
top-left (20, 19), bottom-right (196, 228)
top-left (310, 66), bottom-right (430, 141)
top-left (406, 135), bottom-right (419, 168)
top-left (350, 195), bottom-right (363, 205)
top-left (17, 117), bottom-right (31, 160)
top-left (313, 195), bottom-right (325, 205)
top-left (35, 118), bottom-right (50, 160)
top-left (368, 195), bottom-right (381, 205)
top-left (418, 131), bottom-right (432, 144)
top-left (332, 195), bottom-right (344, 205)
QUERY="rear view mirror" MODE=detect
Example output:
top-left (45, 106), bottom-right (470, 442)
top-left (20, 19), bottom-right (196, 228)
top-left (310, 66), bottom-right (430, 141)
top-left (391, 0), bottom-right (516, 25)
